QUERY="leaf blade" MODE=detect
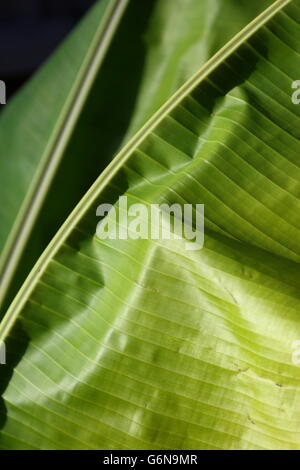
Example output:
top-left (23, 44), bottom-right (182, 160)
top-left (1, 0), bottom-right (299, 451)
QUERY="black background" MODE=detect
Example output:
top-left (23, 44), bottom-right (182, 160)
top-left (0, 0), bottom-right (96, 98)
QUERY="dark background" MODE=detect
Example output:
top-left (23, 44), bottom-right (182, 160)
top-left (0, 0), bottom-right (96, 99)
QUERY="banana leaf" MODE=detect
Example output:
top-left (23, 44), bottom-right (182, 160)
top-left (0, 0), bottom-right (300, 450)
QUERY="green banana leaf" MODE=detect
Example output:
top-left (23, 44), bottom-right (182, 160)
top-left (1, 0), bottom-right (300, 450)
top-left (0, 0), bottom-right (272, 314)
top-left (0, 0), bottom-right (128, 312)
